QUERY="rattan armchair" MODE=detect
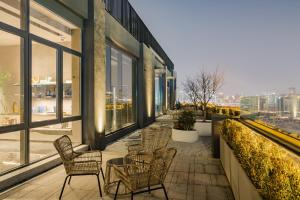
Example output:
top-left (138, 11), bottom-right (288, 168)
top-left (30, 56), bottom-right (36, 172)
top-left (128, 127), bottom-right (172, 155)
top-left (113, 147), bottom-right (177, 200)
top-left (53, 135), bottom-right (105, 199)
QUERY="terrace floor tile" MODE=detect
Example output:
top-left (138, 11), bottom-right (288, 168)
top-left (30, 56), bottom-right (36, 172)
top-left (0, 121), bottom-right (233, 200)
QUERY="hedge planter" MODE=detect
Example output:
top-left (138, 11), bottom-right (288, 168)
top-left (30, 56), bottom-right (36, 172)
top-left (220, 137), bottom-right (263, 200)
top-left (220, 137), bottom-right (231, 183)
top-left (172, 129), bottom-right (199, 143)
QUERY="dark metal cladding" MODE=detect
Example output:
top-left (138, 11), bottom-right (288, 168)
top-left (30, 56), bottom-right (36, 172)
top-left (104, 0), bottom-right (174, 70)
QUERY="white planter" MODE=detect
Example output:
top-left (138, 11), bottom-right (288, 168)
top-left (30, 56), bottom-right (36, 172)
top-left (220, 136), bottom-right (263, 200)
top-left (172, 129), bottom-right (198, 143)
top-left (194, 122), bottom-right (211, 136)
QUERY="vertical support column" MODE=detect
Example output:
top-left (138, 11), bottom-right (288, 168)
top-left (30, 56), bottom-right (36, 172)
top-left (94, 0), bottom-right (106, 149)
top-left (21, 0), bottom-right (30, 165)
top-left (137, 44), bottom-right (145, 128)
top-left (142, 44), bottom-right (155, 125)
top-left (172, 76), bottom-right (177, 109)
top-left (82, 0), bottom-right (95, 147)
top-left (162, 66), bottom-right (167, 114)
top-left (168, 75), bottom-right (175, 110)
top-left (71, 29), bottom-right (81, 141)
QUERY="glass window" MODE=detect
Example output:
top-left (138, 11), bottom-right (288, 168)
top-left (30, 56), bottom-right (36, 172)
top-left (63, 52), bottom-right (81, 117)
top-left (106, 46), bottom-right (136, 133)
top-left (29, 0), bottom-right (81, 52)
top-left (0, 30), bottom-right (23, 126)
top-left (0, 131), bottom-right (25, 173)
top-left (155, 74), bottom-right (164, 116)
top-left (31, 41), bottom-right (57, 122)
top-left (0, 0), bottom-right (23, 29)
top-left (30, 120), bottom-right (81, 162)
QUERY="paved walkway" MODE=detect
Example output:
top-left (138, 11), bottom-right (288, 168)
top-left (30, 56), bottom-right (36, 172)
top-left (0, 122), bottom-right (233, 200)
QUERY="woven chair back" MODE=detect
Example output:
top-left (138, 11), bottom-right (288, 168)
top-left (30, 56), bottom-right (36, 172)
top-left (141, 127), bottom-right (172, 152)
top-left (151, 147), bottom-right (177, 182)
top-left (53, 135), bottom-right (74, 162)
top-left (122, 147), bottom-right (177, 190)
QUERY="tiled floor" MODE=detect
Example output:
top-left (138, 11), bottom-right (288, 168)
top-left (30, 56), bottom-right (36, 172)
top-left (0, 122), bottom-right (234, 200)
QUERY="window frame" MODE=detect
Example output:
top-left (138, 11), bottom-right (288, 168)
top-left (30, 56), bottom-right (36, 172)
top-left (105, 41), bottom-right (138, 134)
top-left (61, 48), bottom-right (82, 122)
top-left (0, 0), bottom-right (83, 175)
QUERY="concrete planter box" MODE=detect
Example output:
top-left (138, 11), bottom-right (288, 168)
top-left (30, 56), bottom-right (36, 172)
top-left (172, 129), bottom-right (199, 143)
top-left (220, 137), bottom-right (262, 200)
top-left (220, 137), bottom-right (231, 183)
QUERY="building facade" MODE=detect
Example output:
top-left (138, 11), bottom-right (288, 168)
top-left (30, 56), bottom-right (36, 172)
top-left (0, 0), bottom-right (176, 180)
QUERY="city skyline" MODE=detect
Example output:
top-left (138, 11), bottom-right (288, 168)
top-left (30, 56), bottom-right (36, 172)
top-left (129, 0), bottom-right (300, 96)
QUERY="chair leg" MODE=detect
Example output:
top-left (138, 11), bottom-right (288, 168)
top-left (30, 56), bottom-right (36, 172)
top-left (162, 184), bottom-right (169, 200)
top-left (96, 174), bottom-right (102, 197)
top-left (148, 185), bottom-right (151, 194)
top-left (131, 191), bottom-right (134, 200)
top-left (114, 180), bottom-right (121, 200)
top-left (100, 168), bottom-right (105, 181)
top-left (59, 176), bottom-right (69, 200)
top-left (68, 176), bottom-right (72, 185)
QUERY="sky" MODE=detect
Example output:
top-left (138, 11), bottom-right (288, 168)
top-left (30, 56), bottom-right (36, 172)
top-left (128, 0), bottom-right (300, 96)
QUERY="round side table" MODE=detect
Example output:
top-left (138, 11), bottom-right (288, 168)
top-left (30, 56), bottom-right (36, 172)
top-left (105, 157), bottom-right (130, 196)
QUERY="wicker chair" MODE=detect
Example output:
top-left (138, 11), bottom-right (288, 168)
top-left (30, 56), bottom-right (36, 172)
top-left (128, 127), bottom-right (172, 155)
top-left (53, 135), bottom-right (105, 199)
top-left (113, 147), bottom-right (177, 200)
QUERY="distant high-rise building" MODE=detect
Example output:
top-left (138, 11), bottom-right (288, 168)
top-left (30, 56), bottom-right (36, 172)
top-left (240, 88), bottom-right (300, 119)
top-left (240, 96), bottom-right (260, 113)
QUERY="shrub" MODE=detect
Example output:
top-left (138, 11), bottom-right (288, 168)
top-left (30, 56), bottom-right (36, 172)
top-left (229, 109), bottom-right (234, 116)
top-left (175, 101), bottom-right (181, 110)
top-left (234, 110), bottom-right (240, 116)
top-left (174, 111), bottom-right (196, 130)
top-left (222, 108), bottom-right (227, 115)
top-left (211, 107), bottom-right (217, 113)
top-left (222, 119), bottom-right (300, 200)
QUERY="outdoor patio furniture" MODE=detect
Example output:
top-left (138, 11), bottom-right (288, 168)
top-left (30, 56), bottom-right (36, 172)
top-left (113, 147), bottom-right (177, 200)
top-left (105, 157), bottom-right (130, 195)
top-left (53, 135), bottom-right (105, 199)
top-left (127, 127), bottom-right (172, 155)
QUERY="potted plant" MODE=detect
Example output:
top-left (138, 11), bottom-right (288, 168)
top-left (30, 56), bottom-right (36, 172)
top-left (172, 111), bottom-right (198, 143)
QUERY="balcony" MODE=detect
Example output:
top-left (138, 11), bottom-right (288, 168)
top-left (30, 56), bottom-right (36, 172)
top-left (0, 119), bottom-right (234, 200)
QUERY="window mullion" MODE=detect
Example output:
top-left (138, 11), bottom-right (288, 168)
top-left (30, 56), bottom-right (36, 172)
top-left (58, 48), bottom-right (63, 123)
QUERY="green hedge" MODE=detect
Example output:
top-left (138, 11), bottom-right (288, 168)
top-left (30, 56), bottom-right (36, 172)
top-left (222, 119), bottom-right (300, 200)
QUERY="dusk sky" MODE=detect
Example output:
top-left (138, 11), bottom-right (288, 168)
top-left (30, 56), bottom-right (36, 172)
top-left (129, 0), bottom-right (300, 96)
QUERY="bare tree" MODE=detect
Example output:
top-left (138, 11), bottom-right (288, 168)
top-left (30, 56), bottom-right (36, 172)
top-left (196, 69), bottom-right (223, 121)
top-left (182, 76), bottom-right (199, 110)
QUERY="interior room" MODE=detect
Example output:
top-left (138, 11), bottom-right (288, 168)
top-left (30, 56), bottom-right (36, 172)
top-left (0, 0), bottom-right (81, 173)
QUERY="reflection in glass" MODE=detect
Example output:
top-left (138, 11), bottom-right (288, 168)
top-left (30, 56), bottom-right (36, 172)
top-left (0, 30), bottom-right (23, 126)
top-left (29, 0), bottom-right (81, 52)
top-left (31, 41), bottom-right (57, 122)
top-left (155, 75), bottom-right (164, 116)
top-left (30, 121), bottom-right (81, 162)
top-left (106, 46), bottom-right (136, 133)
top-left (167, 79), bottom-right (171, 110)
top-left (63, 52), bottom-right (81, 117)
top-left (0, 0), bottom-right (22, 29)
top-left (0, 131), bottom-right (25, 173)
